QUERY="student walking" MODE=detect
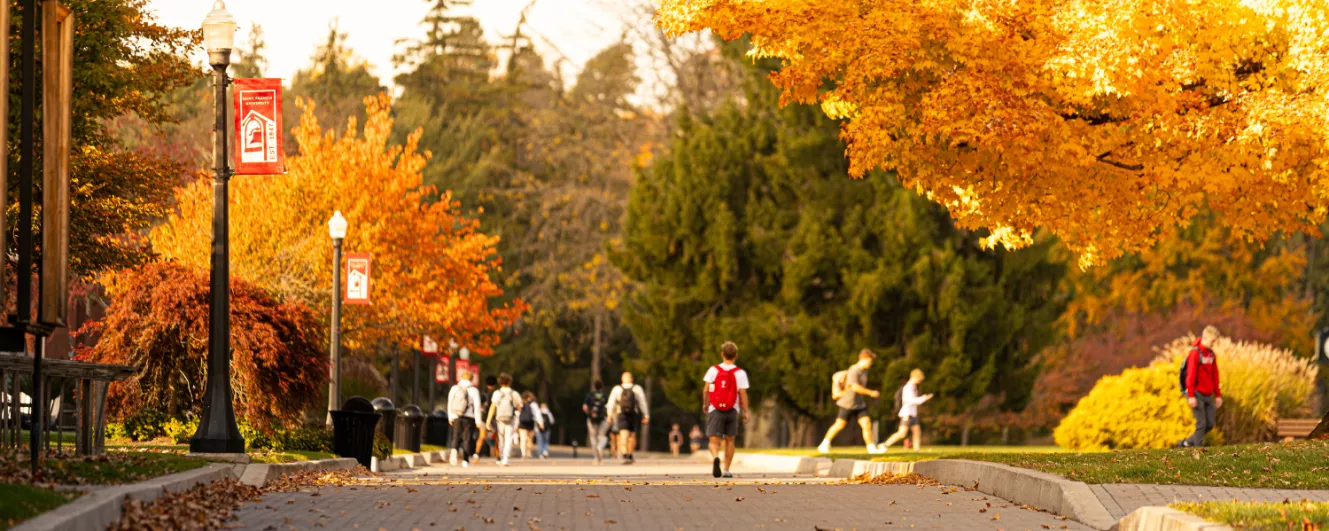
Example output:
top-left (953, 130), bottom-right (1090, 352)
top-left (485, 374), bottom-right (522, 466)
top-left (688, 425), bottom-right (705, 454)
top-left (537, 404), bottom-right (555, 458)
top-left (703, 341), bottom-right (749, 478)
top-left (475, 376), bottom-right (498, 461)
top-left (446, 368), bottom-right (484, 467)
top-left (1180, 326), bottom-right (1223, 448)
top-left (518, 392), bottom-right (543, 458)
top-left (607, 372), bottom-right (650, 464)
top-left (668, 424), bottom-right (684, 457)
top-left (877, 369), bottom-right (933, 452)
top-left (583, 380), bottom-right (611, 464)
top-left (818, 349), bottom-right (883, 454)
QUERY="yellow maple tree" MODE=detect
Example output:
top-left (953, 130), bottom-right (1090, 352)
top-left (658, 0), bottom-right (1329, 266)
top-left (151, 94), bottom-right (524, 353)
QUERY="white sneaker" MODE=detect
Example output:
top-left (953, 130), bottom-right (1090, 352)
top-left (817, 440), bottom-right (831, 454)
top-left (461, 459), bottom-right (469, 468)
top-left (449, 450), bottom-right (459, 466)
top-left (868, 445), bottom-right (885, 455)
top-left (498, 459), bottom-right (509, 466)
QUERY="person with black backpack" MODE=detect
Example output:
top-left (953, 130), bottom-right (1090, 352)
top-left (583, 380), bottom-right (610, 464)
top-left (607, 371), bottom-right (650, 464)
top-left (518, 391), bottom-right (543, 459)
top-left (877, 369), bottom-right (933, 452)
top-left (1179, 326), bottom-right (1223, 448)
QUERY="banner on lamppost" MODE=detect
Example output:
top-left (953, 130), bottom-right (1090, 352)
top-left (345, 253), bottom-right (371, 304)
top-left (422, 335), bottom-right (439, 357)
top-left (434, 355), bottom-right (451, 384)
top-left (232, 78), bottom-right (284, 175)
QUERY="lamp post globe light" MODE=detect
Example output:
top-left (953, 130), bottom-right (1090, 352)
top-left (189, 0), bottom-right (245, 456)
top-left (326, 211), bottom-right (348, 425)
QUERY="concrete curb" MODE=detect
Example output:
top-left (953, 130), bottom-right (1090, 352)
top-left (372, 453), bottom-right (425, 472)
top-left (820, 457), bottom-right (1116, 530)
top-left (731, 453), bottom-right (831, 475)
top-left (238, 457), bottom-right (361, 487)
top-left (13, 463), bottom-right (237, 531)
top-left (1117, 506), bottom-right (1233, 531)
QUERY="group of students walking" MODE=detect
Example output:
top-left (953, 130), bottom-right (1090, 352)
top-left (445, 370), bottom-right (556, 467)
top-left (582, 372), bottom-right (652, 464)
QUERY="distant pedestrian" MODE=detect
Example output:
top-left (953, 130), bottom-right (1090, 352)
top-left (485, 373), bottom-right (522, 466)
top-left (1180, 326), bottom-right (1223, 448)
top-left (877, 369), bottom-right (933, 453)
top-left (447, 368), bottom-right (483, 467)
top-left (688, 425), bottom-right (705, 454)
top-left (537, 403), bottom-right (555, 458)
top-left (583, 380), bottom-right (611, 464)
top-left (669, 424), bottom-right (684, 457)
top-left (818, 349), bottom-right (883, 455)
top-left (519, 391), bottom-right (543, 458)
top-left (607, 372), bottom-right (650, 464)
top-left (475, 376), bottom-right (498, 461)
top-left (703, 341), bottom-right (749, 478)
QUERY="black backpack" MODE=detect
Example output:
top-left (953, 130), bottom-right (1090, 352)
top-left (520, 403), bottom-right (536, 424)
top-left (618, 385), bottom-right (638, 414)
top-left (893, 385), bottom-right (905, 414)
top-left (587, 391), bottom-right (607, 421)
top-left (1178, 347), bottom-right (1198, 395)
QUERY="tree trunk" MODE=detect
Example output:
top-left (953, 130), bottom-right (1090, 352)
top-left (960, 418), bottom-right (973, 446)
top-left (742, 394), bottom-right (784, 448)
top-left (591, 311), bottom-right (603, 385)
top-left (1001, 425), bottom-right (1011, 445)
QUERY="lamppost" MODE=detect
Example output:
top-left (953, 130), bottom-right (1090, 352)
top-left (326, 211), bottom-right (347, 425)
top-left (189, 0), bottom-right (245, 455)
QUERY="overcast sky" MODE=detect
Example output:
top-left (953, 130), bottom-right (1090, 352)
top-left (148, 0), bottom-right (643, 90)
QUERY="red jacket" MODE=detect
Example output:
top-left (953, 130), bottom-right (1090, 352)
top-left (1185, 340), bottom-right (1221, 399)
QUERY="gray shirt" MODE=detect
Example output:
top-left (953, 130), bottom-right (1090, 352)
top-left (836, 364), bottom-right (869, 410)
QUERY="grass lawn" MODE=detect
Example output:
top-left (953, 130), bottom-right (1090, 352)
top-left (248, 450), bottom-right (337, 464)
top-left (1174, 500), bottom-right (1329, 530)
top-left (750, 440), bottom-right (1329, 488)
top-left (0, 484), bottom-right (79, 531)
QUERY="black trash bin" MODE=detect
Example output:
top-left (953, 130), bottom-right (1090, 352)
top-left (331, 396), bottom-right (381, 468)
top-left (372, 397), bottom-right (396, 445)
top-left (425, 410), bottom-right (449, 447)
top-left (395, 405), bottom-right (424, 452)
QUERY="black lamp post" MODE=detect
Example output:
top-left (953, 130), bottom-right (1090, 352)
top-left (189, 0), bottom-right (245, 455)
top-left (326, 211), bottom-right (347, 425)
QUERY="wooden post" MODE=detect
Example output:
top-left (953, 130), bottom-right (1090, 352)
top-left (39, 0), bottom-right (72, 329)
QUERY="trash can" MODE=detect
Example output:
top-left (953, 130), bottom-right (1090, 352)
top-left (425, 409), bottom-right (449, 447)
top-left (372, 397), bottom-right (396, 445)
top-left (395, 404), bottom-right (424, 452)
top-left (331, 396), bottom-right (381, 469)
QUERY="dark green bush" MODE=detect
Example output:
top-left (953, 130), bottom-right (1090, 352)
top-left (373, 432), bottom-right (392, 460)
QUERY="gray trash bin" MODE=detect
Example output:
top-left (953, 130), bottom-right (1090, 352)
top-left (395, 405), bottom-right (424, 452)
top-left (372, 397), bottom-right (396, 445)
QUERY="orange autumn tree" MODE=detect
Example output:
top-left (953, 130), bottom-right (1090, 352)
top-left (151, 94), bottom-right (524, 353)
top-left (657, 0), bottom-right (1329, 266)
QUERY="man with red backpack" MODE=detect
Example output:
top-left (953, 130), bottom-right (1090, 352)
top-left (1180, 325), bottom-right (1223, 448)
top-left (702, 341), bottom-right (750, 478)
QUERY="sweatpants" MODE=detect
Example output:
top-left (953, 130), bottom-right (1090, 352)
top-left (1184, 393), bottom-right (1217, 447)
top-left (449, 417), bottom-right (475, 455)
top-left (497, 422), bottom-right (517, 461)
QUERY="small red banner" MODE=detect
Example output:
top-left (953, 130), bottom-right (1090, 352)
top-left (434, 355), bottom-right (451, 384)
top-left (232, 78), bottom-right (284, 175)
top-left (422, 335), bottom-right (439, 357)
top-left (345, 253), bottom-right (371, 304)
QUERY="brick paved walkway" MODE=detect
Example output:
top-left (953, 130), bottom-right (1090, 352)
top-left (1091, 484), bottom-right (1329, 521)
top-left (232, 457), bottom-right (1091, 530)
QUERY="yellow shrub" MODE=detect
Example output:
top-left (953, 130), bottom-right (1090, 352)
top-left (1055, 335), bottom-right (1317, 450)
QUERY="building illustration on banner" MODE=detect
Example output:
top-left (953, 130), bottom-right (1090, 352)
top-left (240, 109), bottom-right (276, 164)
top-left (347, 267), bottom-right (367, 300)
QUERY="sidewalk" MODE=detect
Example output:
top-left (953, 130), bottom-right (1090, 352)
top-left (1092, 484), bottom-right (1329, 521)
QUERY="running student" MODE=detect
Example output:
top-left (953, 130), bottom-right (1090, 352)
top-left (818, 349), bottom-right (883, 454)
top-left (703, 341), bottom-right (749, 478)
top-left (607, 372), bottom-right (650, 464)
top-left (877, 369), bottom-right (932, 452)
top-left (1180, 326), bottom-right (1223, 448)
top-left (446, 367), bottom-right (483, 467)
top-left (583, 380), bottom-right (610, 464)
top-left (485, 374), bottom-right (522, 466)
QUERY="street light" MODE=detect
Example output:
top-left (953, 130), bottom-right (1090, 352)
top-left (326, 211), bottom-right (347, 425)
top-left (189, 0), bottom-right (244, 455)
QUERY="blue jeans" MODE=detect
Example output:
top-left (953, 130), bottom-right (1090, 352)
top-left (536, 429), bottom-right (550, 455)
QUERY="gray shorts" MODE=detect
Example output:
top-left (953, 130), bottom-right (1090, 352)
top-left (706, 409), bottom-right (740, 438)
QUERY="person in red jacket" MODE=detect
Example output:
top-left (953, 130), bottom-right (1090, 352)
top-left (1181, 326), bottom-right (1223, 447)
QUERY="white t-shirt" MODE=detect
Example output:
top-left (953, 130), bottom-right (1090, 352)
top-left (704, 363), bottom-right (750, 413)
top-left (898, 381), bottom-right (928, 418)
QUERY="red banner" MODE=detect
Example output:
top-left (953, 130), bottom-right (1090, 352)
top-left (422, 335), bottom-right (439, 357)
top-left (434, 355), bottom-right (451, 384)
top-left (345, 253), bottom-right (371, 304)
top-left (232, 78), bottom-right (284, 175)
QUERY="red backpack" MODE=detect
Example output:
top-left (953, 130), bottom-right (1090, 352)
top-left (709, 365), bottom-right (741, 412)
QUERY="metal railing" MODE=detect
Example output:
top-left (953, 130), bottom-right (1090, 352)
top-left (0, 352), bottom-right (134, 455)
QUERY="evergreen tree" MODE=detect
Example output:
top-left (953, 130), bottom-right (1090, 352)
top-left (614, 44), bottom-right (1066, 445)
top-left (285, 22), bottom-right (385, 153)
